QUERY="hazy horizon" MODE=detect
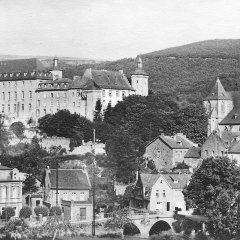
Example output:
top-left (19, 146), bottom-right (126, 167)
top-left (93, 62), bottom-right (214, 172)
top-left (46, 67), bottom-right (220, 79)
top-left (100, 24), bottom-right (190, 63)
top-left (1, 0), bottom-right (240, 60)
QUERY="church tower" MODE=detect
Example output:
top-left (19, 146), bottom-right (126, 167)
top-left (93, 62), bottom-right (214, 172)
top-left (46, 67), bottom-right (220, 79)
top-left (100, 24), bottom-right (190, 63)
top-left (203, 77), bottom-right (233, 136)
top-left (50, 57), bottom-right (62, 80)
top-left (130, 55), bottom-right (149, 96)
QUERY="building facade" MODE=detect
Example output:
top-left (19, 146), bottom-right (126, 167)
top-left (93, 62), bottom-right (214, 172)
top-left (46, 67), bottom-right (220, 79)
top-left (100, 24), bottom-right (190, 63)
top-left (43, 168), bottom-right (93, 221)
top-left (144, 133), bottom-right (197, 171)
top-left (0, 164), bottom-right (23, 217)
top-left (0, 56), bottom-right (149, 123)
top-left (131, 173), bottom-right (191, 215)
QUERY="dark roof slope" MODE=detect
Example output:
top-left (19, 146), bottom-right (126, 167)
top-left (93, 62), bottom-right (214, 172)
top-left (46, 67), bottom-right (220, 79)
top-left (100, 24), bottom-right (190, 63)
top-left (204, 78), bottom-right (232, 101)
top-left (49, 169), bottom-right (91, 190)
top-left (140, 174), bottom-right (160, 188)
top-left (0, 165), bottom-right (12, 170)
top-left (184, 147), bottom-right (201, 158)
top-left (162, 174), bottom-right (191, 189)
top-left (0, 58), bottom-right (46, 73)
top-left (83, 69), bottom-right (134, 90)
top-left (229, 141), bottom-right (240, 153)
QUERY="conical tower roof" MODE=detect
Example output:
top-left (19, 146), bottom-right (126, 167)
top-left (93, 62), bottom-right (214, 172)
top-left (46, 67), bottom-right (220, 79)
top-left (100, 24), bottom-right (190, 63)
top-left (204, 78), bottom-right (232, 101)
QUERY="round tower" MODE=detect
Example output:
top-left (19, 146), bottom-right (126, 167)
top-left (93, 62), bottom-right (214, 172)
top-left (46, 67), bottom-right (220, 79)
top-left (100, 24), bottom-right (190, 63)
top-left (130, 55), bottom-right (149, 96)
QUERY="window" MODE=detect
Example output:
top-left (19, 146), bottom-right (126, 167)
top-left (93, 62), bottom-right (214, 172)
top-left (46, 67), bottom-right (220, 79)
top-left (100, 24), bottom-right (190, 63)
top-left (102, 90), bottom-right (106, 97)
top-left (36, 200), bottom-right (40, 206)
top-left (80, 208), bottom-right (86, 220)
top-left (77, 90), bottom-right (81, 97)
top-left (21, 91), bottom-right (24, 100)
top-left (37, 109), bottom-right (40, 117)
top-left (2, 104), bottom-right (4, 112)
top-left (77, 101), bottom-right (80, 107)
top-left (156, 190), bottom-right (159, 197)
top-left (64, 193), bottom-right (68, 200)
top-left (167, 202), bottom-right (170, 211)
top-left (43, 109), bottom-right (46, 115)
top-left (212, 150), bottom-right (215, 156)
top-left (21, 104), bottom-right (24, 111)
top-left (8, 92), bottom-right (10, 101)
top-left (29, 104), bottom-right (32, 111)
top-left (14, 104), bottom-right (16, 112)
top-left (232, 113), bottom-right (238, 119)
top-left (116, 90), bottom-right (119, 97)
top-left (8, 104), bottom-right (10, 112)
top-left (163, 190), bottom-right (166, 197)
top-left (2, 92), bottom-right (5, 101)
top-left (73, 102), bottom-right (75, 107)
top-left (221, 151), bottom-right (224, 156)
top-left (22, 81), bottom-right (24, 86)
top-left (8, 82), bottom-right (10, 87)
top-left (80, 192), bottom-right (85, 201)
top-left (109, 90), bottom-right (112, 97)
top-left (51, 93), bottom-right (54, 98)
top-left (71, 192), bottom-right (76, 201)
top-left (14, 82), bottom-right (17, 87)
top-left (122, 91), bottom-right (126, 97)
top-left (12, 187), bottom-right (18, 199)
top-left (29, 91), bottom-right (32, 99)
top-left (14, 92), bottom-right (17, 101)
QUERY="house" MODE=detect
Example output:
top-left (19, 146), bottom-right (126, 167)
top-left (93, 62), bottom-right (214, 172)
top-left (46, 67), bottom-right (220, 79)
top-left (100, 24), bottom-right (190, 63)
top-left (130, 173), bottom-right (191, 215)
top-left (0, 55), bottom-right (148, 123)
top-left (43, 168), bottom-right (92, 222)
top-left (0, 164), bottom-right (23, 217)
top-left (144, 133), bottom-right (198, 171)
top-left (204, 77), bottom-right (240, 137)
top-left (200, 130), bottom-right (227, 158)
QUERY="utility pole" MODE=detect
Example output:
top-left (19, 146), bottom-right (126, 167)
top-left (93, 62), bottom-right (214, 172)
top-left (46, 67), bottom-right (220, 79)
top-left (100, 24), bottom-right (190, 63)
top-left (92, 128), bottom-right (96, 236)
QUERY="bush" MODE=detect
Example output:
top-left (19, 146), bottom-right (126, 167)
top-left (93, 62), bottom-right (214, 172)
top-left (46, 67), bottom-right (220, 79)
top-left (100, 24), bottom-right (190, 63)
top-left (1, 207), bottom-right (15, 220)
top-left (19, 206), bottom-right (32, 219)
top-left (34, 206), bottom-right (49, 217)
top-left (49, 206), bottom-right (62, 216)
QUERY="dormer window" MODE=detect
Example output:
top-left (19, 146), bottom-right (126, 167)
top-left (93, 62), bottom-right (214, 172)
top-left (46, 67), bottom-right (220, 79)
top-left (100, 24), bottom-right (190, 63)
top-left (4, 74), bottom-right (7, 77)
top-left (232, 113), bottom-right (238, 119)
top-left (31, 72), bottom-right (35, 76)
top-left (212, 93), bottom-right (215, 96)
top-left (16, 73), bottom-right (20, 77)
top-left (24, 73), bottom-right (27, 76)
top-left (10, 73), bottom-right (13, 77)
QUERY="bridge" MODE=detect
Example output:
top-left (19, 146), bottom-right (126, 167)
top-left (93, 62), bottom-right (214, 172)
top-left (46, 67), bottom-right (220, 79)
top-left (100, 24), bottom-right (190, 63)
top-left (128, 210), bottom-right (176, 238)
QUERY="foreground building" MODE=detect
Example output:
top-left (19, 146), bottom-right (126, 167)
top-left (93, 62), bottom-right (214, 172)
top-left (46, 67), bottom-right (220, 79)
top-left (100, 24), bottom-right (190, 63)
top-left (0, 56), bottom-right (148, 123)
top-left (131, 173), bottom-right (191, 215)
top-left (43, 168), bottom-right (92, 221)
top-left (0, 164), bottom-right (23, 217)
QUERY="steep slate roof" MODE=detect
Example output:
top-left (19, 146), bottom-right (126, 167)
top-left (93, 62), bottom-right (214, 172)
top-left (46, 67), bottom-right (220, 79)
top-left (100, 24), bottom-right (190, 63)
top-left (0, 58), bottom-right (46, 73)
top-left (83, 69), bottom-right (134, 90)
top-left (140, 174), bottom-right (161, 188)
top-left (228, 140), bottom-right (240, 153)
top-left (162, 174), bottom-right (191, 189)
top-left (201, 131), bottom-right (227, 149)
top-left (174, 135), bottom-right (197, 148)
top-left (220, 91), bottom-right (240, 125)
top-left (204, 78), bottom-right (232, 101)
top-left (48, 169), bottom-right (91, 190)
top-left (184, 147), bottom-right (201, 158)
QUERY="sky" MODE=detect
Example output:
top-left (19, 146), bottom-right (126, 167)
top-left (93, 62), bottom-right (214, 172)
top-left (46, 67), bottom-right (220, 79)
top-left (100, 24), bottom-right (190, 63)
top-left (0, 0), bottom-right (240, 60)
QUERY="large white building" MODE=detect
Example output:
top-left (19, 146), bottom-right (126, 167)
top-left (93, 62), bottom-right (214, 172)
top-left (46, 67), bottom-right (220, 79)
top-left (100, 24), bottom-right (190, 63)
top-left (0, 56), bottom-right (149, 123)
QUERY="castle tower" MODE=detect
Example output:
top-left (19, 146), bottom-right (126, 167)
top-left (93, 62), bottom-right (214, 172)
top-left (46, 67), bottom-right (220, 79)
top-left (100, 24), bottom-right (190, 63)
top-left (203, 77), bottom-right (233, 136)
top-left (130, 55), bottom-right (149, 96)
top-left (50, 57), bottom-right (62, 80)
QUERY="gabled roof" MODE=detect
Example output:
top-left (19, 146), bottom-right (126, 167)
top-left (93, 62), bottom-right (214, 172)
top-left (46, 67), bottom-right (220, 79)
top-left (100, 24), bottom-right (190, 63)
top-left (228, 140), bottom-right (240, 153)
top-left (0, 58), bottom-right (46, 73)
top-left (162, 174), bottom-right (191, 189)
top-left (201, 131), bottom-right (227, 149)
top-left (146, 134), bottom-right (195, 149)
top-left (48, 169), bottom-right (91, 190)
top-left (140, 174), bottom-right (160, 188)
top-left (204, 78), bottom-right (232, 101)
top-left (184, 147), bottom-right (201, 158)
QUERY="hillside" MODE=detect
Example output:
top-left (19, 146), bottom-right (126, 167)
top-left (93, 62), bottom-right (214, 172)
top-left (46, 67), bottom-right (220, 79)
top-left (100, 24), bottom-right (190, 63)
top-left (63, 39), bottom-right (240, 104)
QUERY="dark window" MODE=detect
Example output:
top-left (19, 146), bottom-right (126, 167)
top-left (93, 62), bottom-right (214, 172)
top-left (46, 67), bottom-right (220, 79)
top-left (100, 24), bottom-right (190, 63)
top-left (167, 202), bottom-right (170, 211)
top-left (80, 208), bottom-right (86, 220)
top-left (36, 200), bottom-right (40, 206)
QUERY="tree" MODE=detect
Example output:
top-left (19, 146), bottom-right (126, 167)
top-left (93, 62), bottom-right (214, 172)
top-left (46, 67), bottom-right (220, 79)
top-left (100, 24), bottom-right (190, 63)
top-left (19, 206), bottom-right (32, 219)
top-left (22, 175), bottom-right (38, 194)
top-left (104, 207), bottom-right (130, 239)
top-left (0, 114), bottom-right (10, 153)
top-left (34, 206), bottom-right (49, 217)
top-left (49, 206), bottom-right (62, 216)
top-left (10, 121), bottom-right (25, 140)
top-left (184, 156), bottom-right (240, 239)
top-left (94, 99), bottom-right (102, 122)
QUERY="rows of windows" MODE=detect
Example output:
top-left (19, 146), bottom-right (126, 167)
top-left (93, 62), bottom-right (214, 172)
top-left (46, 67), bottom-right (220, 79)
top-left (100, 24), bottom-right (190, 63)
top-left (1, 80), bottom-right (33, 88)
top-left (102, 89), bottom-right (129, 98)
top-left (1, 91), bottom-right (32, 101)
top-left (1, 103), bottom-right (32, 112)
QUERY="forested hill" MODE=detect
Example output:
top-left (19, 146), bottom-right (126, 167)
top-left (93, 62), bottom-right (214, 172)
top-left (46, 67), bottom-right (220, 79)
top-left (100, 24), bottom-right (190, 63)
top-left (64, 39), bottom-right (240, 104)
